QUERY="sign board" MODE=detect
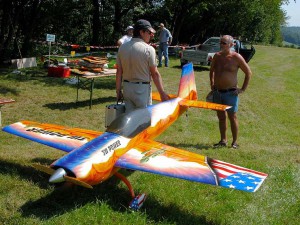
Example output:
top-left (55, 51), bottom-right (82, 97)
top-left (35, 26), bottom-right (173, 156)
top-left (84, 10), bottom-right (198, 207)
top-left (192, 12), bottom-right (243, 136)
top-left (46, 34), bottom-right (56, 42)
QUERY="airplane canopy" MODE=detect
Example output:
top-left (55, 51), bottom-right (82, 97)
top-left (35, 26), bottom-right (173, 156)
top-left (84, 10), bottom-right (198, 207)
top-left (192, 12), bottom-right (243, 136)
top-left (106, 108), bottom-right (151, 138)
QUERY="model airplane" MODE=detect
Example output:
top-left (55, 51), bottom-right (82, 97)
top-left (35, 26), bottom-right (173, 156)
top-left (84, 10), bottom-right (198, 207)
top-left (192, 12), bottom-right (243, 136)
top-left (2, 63), bottom-right (267, 210)
top-left (0, 99), bottom-right (15, 105)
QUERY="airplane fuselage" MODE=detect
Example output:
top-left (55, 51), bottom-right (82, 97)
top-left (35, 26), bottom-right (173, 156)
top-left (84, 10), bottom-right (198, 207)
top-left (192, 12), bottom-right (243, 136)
top-left (52, 97), bottom-right (188, 185)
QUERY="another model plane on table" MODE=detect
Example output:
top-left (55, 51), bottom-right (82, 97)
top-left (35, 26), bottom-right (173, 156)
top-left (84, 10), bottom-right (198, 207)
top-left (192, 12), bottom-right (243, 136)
top-left (0, 99), bottom-right (15, 105)
top-left (2, 63), bottom-right (267, 210)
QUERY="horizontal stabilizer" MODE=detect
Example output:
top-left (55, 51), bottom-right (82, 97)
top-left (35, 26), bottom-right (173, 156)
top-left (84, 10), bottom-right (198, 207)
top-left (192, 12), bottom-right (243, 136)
top-left (152, 92), bottom-right (177, 101)
top-left (179, 99), bottom-right (231, 111)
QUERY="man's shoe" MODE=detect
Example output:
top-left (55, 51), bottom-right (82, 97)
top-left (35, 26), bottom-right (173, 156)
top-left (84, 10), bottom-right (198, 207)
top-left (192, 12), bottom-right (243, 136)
top-left (213, 141), bottom-right (227, 148)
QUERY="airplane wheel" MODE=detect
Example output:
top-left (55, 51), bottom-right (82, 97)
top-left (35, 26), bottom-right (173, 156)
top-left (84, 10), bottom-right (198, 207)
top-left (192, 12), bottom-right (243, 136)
top-left (129, 193), bottom-right (147, 211)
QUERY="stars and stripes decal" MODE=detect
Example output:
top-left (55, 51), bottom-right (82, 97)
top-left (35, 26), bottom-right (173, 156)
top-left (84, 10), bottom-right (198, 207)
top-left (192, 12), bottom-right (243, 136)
top-left (209, 159), bottom-right (268, 192)
top-left (129, 193), bottom-right (147, 211)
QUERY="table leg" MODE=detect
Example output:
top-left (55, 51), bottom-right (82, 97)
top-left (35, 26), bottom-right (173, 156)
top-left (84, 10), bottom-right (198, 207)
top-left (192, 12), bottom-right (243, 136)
top-left (76, 75), bottom-right (80, 104)
top-left (0, 105), bottom-right (4, 127)
top-left (89, 78), bottom-right (95, 109)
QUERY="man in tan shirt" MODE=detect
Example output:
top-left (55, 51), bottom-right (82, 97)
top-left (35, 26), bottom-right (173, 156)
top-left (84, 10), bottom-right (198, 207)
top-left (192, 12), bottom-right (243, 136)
top-left (116, 19), bottom-right (169, 113)
top-left (209, 35), bottom-right (252, 149)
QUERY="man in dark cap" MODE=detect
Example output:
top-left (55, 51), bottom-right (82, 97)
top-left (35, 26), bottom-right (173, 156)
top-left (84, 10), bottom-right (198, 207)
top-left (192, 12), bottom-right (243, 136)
top-left (116, 19), bottom-right (169, 113)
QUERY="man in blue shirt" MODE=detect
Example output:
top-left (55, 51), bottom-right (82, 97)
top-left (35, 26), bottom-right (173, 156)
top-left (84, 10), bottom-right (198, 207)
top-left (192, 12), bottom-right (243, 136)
top-left (158, 23), bottom-right (172, 67)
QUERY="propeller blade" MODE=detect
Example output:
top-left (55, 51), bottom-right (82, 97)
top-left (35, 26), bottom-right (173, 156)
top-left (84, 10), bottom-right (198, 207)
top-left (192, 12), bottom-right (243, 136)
top-left (64, 175), bottom-right (93, 189)
top-left (32, 163), bottom-right (55, 175)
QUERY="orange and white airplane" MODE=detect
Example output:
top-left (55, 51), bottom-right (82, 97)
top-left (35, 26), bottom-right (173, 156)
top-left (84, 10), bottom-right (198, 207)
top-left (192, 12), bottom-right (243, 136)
top-left (2, 63), bottom-right (267, 210)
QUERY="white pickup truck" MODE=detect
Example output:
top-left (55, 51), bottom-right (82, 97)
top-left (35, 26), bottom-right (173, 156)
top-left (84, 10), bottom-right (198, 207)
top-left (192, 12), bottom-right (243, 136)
top-left (180, 37), bottom-right (255, 67)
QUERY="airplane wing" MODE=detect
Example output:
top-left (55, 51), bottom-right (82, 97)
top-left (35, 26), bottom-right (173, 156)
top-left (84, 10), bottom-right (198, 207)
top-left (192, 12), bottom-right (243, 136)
top-left (2, 121), bottom-right (102, 152)
top-left (115, 139), bottom-right (268, 192)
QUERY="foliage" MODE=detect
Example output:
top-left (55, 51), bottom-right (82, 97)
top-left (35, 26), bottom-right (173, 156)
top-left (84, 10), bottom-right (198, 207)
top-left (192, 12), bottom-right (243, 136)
top-left (0, 45), bottom-right (299, 224)
top-left (0, 0), bottom-right (295, 60)
top-left (281, 26), bottom-right (300, 45)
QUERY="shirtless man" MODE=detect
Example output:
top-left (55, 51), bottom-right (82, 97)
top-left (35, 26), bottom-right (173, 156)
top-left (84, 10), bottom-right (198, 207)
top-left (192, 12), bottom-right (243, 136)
top-left (209, 35), bottom-right (252, 149)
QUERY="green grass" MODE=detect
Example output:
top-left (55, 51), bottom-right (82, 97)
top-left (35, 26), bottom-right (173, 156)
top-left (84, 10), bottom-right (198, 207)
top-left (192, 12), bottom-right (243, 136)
top-left (0, 45), bottom-right (299, 225)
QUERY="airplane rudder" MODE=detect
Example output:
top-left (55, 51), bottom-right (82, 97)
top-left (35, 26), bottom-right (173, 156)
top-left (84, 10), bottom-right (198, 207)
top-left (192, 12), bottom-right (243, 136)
top-left (178, 63), bottom-right (197, 100)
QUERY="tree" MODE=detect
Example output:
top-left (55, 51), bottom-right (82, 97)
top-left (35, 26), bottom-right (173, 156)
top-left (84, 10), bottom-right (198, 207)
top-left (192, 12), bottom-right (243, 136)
top-left (0, 0), bottom-right (295, 61)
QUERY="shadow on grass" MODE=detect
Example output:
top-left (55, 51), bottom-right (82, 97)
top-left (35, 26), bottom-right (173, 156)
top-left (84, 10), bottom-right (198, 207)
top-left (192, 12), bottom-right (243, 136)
top-left (93, 77), bottom-right (115, 90)
top-left (0, 158), bottom-right (55, 190)
top-left (0, 158), bottom-right (217, 224)
top-left (3, 70), bottom-right (65, 85)
top-left (0, 85), bottom-right (19, 95)
top-left (167, 142), bottom-right (213, 151)
top-left (43, 96), bottom-right (115, 110)
top-left (19, 170), bottom-right (216, 225)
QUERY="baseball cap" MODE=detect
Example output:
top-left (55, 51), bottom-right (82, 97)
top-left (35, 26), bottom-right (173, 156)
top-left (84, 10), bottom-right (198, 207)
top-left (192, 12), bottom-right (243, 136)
top-left (126, 26), bottom-right (134, 31)
top-left (134, 19), bottom-right (156, 33)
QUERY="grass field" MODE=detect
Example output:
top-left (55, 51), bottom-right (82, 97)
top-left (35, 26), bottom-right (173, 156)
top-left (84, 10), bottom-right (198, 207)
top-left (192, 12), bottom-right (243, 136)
top-left (0, 45), bottom-right (299, 225)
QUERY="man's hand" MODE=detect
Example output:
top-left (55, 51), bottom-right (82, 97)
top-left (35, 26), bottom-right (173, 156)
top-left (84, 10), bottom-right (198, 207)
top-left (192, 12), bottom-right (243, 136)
top-left (234, 88), bottom-right (244, 95)
top-left (117, 90), bottom-right (123, 101)
top-left (160, 92), bottom-right (170, 101)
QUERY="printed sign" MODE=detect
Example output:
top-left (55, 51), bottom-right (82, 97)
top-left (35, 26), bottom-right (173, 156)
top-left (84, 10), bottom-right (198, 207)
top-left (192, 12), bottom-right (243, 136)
top-left (46, 34), bottom-right (56, 42)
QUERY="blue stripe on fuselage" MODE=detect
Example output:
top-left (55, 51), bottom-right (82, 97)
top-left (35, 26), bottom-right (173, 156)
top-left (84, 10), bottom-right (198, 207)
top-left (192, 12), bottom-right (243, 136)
top-left (52, 132), bottom-right (120, 170)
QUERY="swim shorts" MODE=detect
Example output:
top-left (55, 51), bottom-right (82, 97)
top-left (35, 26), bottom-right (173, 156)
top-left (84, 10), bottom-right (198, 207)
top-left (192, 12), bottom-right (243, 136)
top-left (213, 90), bottom-right (239, 112)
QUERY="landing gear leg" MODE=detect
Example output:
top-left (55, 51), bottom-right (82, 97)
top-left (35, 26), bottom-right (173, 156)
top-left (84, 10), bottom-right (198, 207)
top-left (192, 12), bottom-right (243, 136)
top-left (114, 172), bottom-right (147, 210)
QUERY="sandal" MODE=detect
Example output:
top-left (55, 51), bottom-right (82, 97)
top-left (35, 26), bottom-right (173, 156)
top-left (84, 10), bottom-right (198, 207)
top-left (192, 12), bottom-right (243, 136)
top-left (231, 143), bottom-right (239, 149)
top-left (213, 141), bottom-right (227, 148)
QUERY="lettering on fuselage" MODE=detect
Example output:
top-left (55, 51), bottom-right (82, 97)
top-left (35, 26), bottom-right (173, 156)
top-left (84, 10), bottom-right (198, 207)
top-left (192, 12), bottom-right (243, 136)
top-left (26, 127), bottom-right (86, 141)
top-left (101, 140), bottom-right (121, 156)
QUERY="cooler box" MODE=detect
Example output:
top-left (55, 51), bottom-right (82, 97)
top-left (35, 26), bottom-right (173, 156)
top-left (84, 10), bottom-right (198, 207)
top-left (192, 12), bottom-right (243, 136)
top-left (105, 102), bottom-right (125, 127)
top-left (48, 65), bottom-right (70, 78)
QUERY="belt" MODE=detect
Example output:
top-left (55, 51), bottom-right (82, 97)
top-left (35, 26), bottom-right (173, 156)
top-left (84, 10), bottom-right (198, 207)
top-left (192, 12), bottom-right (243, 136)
top-left (217, 88), bottom-right (236, 93)
top-left (124, 80), bottom-right (150, 84)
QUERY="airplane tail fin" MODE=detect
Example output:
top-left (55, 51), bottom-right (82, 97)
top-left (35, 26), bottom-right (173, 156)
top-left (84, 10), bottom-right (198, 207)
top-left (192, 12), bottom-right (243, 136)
top-left (152, 63), bottom-right (230, 111)
top-left (178, 63), bottom-right (197, 100)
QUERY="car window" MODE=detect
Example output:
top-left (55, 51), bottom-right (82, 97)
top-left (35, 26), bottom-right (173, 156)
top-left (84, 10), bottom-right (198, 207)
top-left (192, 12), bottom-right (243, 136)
top-left (203, 38), bottom-right (220, 45)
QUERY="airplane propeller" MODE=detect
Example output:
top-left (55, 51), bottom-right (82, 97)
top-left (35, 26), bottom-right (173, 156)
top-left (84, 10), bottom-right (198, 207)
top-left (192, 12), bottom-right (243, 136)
top-left (32, 163), bottom-right (93, 189)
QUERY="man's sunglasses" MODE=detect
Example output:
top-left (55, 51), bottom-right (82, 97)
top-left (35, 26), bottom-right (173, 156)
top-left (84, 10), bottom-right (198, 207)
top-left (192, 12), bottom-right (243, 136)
top-left (220, 41), bottom-right (228, 45)
top-left (146, 30), bottom-right (154, 35)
